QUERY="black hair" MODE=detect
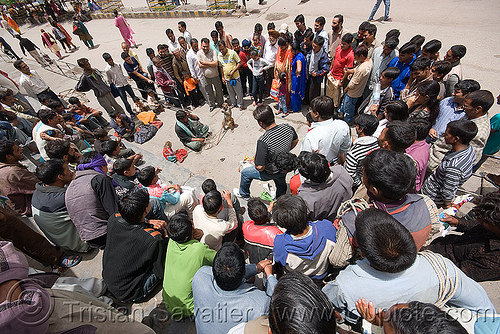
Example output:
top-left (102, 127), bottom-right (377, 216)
top-left (294, 14), bottom-right (305, 23)
top-left (388, 301), bottom-right (467, 334)
top-left (354, 44), bottom-right (368, 57)
top-left (446, 119), bottom-right (478, 145)
top-left (178, 37), bottom-right (185, 43)
top-left (112, 158), bottom-right (134, 176)
top-left (267, 22), bottom-right (275, 30)
top-left (118, 187), bottom-right (150, 223)
top-left (471, 192), bottom-right (500, 227)
top-left (210, 30), bottom-right (219, 38)
top-left (313, 35), bottom-right (325, 47)
top-left (409, 34), bottom-right (425, 48)
top-left (275, 152), bottom-right (298, 173)
top-left (304, 30), bottom-right (314, 41)
top-left (290, 41), bottom-right (301, 53)
top-left (212, 242), bottom-right (245, 291)
top-left (358, 21), bottom-right (369, 31)
top-left (45, 140), bottom-right (70, 159)
top-left (38, 109), bottom-right (58, 124)
top-left (0, 88), bottom-right (13, 101)
top-left (202, 190), bottom-right (223, 215)
top-left (61, 113), bottom-right (75, 122)
top-left (356, 208), bottom-right (417, 273)
top-left (217, 40), bottom-right (226, 48)
top-left (306, 111), bottom-right (314, 124)
top-left (385, 29), bottom-right (400, 40)
top-left (410, 56), bottom-right (431, 71)
top-left (36, 159), bottom-right (65, 184)
top-left (165, 28), bottom-right (174, 35)
top-left (385, 121), bottom-right (416, 152)
top-left (253, 105), bottom-right (274, 126)
top-left (415, 80), bottom-right (440, 125)
top-left (297, 151), bottom-right (330, 183)
top-left (278, 72), bottom-right (286, 82)
top-left (382, 66), bottom-right (400, 80)
top-left (467, 90), bottom-right (495, 113)
top-left (272, 194), bottom-right (308, 235)
top-left (450, 45), bottom-right (466, 59)
top-left (93, 128), bottom-right (108, 140)
top-left (248, 198), bottom-right (269, 225)
top-left (167, 212), bottom-right (192, 243)
top-left (120, 51), bottom-right (130, 60)
top-left (277, 37), bottom-right (287, 47)
top-left (364, 23), bottom-right (377, 38)
top-left (68, 96), bottom-right (80, 105)
top-left (76, 57), bottom-right (89, 68)
top-left (399, 42), bottom-right (417, 55)
top-left (363, 149), bottom-right (416, 200)
top-left (100, 140), bottom-right (119, 157)
top-left (422, 39), bottom-right (442, 54)
top-left (79, 150), bottom-right (99, 165)
top-left (269, 272), bottom-right (337, 334)
top-left (385, 100), bottom-right (409, 122)
top-left (48, 100), bottom-right (63, 110)
top-left (354, 114), bottom-right (379, 136)
top-left (341, 33), bottom-right (353, 44)
top-left (102, 52), bottom-right (112, 60)
top-left (384, 37), bottom-right (399, 50)
top-left (146, 47), bottom-right (155, 56)
top-left (254, 23), bottom-right (263, 32)
top-left (157, 43), bottom-right (169, 51)
top-left (432, 60), bottom-right (452, 77)
top-left (214, 21), bottom-right (223, 29)
top-left (201, 178), bottom-right (217, 194)
top-left (315, 16), bottom-right (325, 26)
top-left (137, 166), bottom-right (156, 187)
top-left (409, 118), bottom-right (432, 141)
top-left (13, 59), bottom-right (25, 70)
top-left (454, 79), bottom-right (480, 94)
top-left (200, 37), bottom-right (210, 44)
top-left (310, 95), bottom-right (334, 120)
top-left (190, 38), bottom-right (198, 46)
top-left (231, 38), bottom-right (239, 46)
top-left (176, 110), bottom-right (187, 121)
top-left (0, 140), bottom-right (15, 163)
top-left (178, 21), bottom-right (186, 28)
top-left (334, 14), bottom-right (344, 24)
top-left (250, 50), bottom-right (259, 58)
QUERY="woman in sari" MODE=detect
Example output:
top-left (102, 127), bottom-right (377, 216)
top-left (274, 37), bottom-right (292, 107)
top-left (290, 42), bottom-right (307, 113)
top-left (51, 21), bottom-right (76, 52)
top-left (40, 29), bottom-right (62, 59)
top-left (114, 10), bottom-right (137, 48)
top-left (72, 16), bottom-right (94, 49)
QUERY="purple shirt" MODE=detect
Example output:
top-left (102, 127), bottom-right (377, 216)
top-left (406, 140), bottom-right (430, 192)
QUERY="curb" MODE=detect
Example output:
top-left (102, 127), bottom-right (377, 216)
top-left (90, 9), bottom-right (235, 20)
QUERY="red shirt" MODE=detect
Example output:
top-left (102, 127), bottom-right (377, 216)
top-left (238, 50), bottom-right (248, 69)
top-left (330, 46), bottom-right (354, 80)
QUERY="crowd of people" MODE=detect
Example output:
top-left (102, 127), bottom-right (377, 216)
top-left (1, 10), bottom-right (500, 334)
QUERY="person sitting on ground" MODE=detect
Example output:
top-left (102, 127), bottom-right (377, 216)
top-left (297, 151), bottom-right (353, 222)
top-left (0, 87), bottom-right (38, 125)
top-left (272, 194), bottom-right (337, 280)
top-left (322, 208), bottom-right (495, 328)
top-left (0, 140), bottom-right (39, 216)
top-left (378, 120), bottom-right (416, 153)
top-left (146, 89), bottom-right (164, 113)
top-left (32, 159), bottom-right (89, 253)
top-left (163, 212), bottom-right (216, 320)
top-left (406, 80), bottom-right (441, 125)
top-left (372, 100), bottom-right (409, 138)
top-left (192, 242), bottom-right (276, 334)
top-left (65, 151), bottom-right (118, 248)
top-left (109, 109), bottom-right (135, 141)
top-left (192, 189), bottom-right (238, 251)
top-left (61, 112), bottom-right (95, 143)
top-left (103, 187), bottom-right (167, 303)
top-left (333, 149), bottom-right (437, 267)
top-left (45, 140), bottom-right (82, 167)
top-left (242, 198), bottom-right (283, 264)
top-left (133, 96), bottom-right (150, 114)
top-left (422, 120), bottom-right (477, 208)
top-left (68, 96), bottom-right (109, 128)
top-left (406, 118), bottom-right (431, 192)
top-left (137, 165), bottom-right (196, 218)
top-left (174, 109), bottom-right (210, 151)
top-left (100, 139), bottom-right (142, 173)
top-left (93, 128), bottom-right (133, 157)
top-left (344, 114), bottom-right (380, 190)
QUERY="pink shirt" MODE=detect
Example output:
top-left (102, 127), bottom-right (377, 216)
top-left (406, 140), bottom-right (430, 192)
top-left (330, 46), bottom-right (354, 80)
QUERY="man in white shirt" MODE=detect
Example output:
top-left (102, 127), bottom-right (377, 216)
top-left (197, 38), bottom-right (223, 111)
top-left (14, 60), bottom-right (60, 102)
top-left (193, 189), bottom-right (238, 251)
top-left (178, 21), bottom-right (192, 45)
top-left (262, 30), bottom-right (279, 97)
top-left (301, 96), bottom-right (351, 165)
top-left (186, 38), bottom-right (209, 103)
top-left (103, 53), bottom-right (136, 117)
top-left (166, 28), bottom-right (180, 53)
top-left (314, 16), bottom-right (329, 54)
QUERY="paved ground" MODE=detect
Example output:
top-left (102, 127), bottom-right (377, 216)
top-left (2, 0), bottom-right (500, 332)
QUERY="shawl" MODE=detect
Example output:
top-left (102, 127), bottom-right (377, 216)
top-left (77, 153), bottom-right (107, 174)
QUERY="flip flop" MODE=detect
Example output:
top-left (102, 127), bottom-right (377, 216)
top-left (59, 255), bottom-right (82, 268)
top-left (480, 172), bottom-right (500, 188)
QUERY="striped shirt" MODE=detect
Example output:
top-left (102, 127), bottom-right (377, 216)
top-left (255, 124), bottom-right (298, 175)
top-left (344, 136), bottom-right (379, 188)
top-left (422, 145), bottom-right (475, 205)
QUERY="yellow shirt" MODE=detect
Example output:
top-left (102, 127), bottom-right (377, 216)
top-left (217, 49), bottom-right (240, 80)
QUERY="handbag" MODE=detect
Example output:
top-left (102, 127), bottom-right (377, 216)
top-left (109, 83), bottom-right (119, 98)
top-left (72, 23), bottom-right (82, 35)
top-left (270, 78), bottom-right (280, 102)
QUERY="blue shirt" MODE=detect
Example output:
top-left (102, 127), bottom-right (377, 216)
top-left (388, 54), bottom-right (416, 98)
top-left (432, 97), bottom-right (465, 139)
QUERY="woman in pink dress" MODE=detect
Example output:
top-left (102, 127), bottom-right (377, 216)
top-left (114, 10), bottom-right (136, 48)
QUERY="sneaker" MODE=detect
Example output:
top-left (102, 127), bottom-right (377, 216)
top-left (233, 188), bottom-right (249, 199)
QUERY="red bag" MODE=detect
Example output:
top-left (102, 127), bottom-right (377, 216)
top-left (270, 78), bottom-right (280, 102)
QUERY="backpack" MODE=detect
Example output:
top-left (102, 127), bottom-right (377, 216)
top-left (134, 124), bottom-right (158, 144)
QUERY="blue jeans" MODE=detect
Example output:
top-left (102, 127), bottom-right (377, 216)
top-left (117, 84), bottom-right (136, 116)
top-left (279, 94), bottom-right (288, 113)
top-left (339, 94), bottom-right (358, 124)
top-left (252, 75), bottom-right (264, 103)
top-left (239, 166), bottom-right (287, 198)
top-left (369, 0), bottom-right (390, 20)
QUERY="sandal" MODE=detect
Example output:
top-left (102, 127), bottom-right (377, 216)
top-left (59, 255), bottom-right (82, 268)
top-left (282, 112), bottom-right (291, 118)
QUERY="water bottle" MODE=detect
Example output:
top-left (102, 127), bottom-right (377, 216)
top-left (372, 83), bottom-right (381, 105)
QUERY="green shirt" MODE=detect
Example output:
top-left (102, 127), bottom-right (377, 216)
top-left (163, 239), bottom-right (216, 318)
top-left (483, 113), bottom-right (500, 155)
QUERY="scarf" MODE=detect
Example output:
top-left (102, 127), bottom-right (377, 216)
top-left (77, 153), bottom-right (107, 174)
top-left (176, 119), bottom-right (196, 138)
top-left (309, 47), bottom-right (324, 74)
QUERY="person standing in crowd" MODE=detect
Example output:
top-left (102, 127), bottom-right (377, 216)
top-left (218, 40), bottom-right (244, 110)
top-left (293, 14), bottom-right (312, 46)
top-left (114, 10), bottom-right (137, 48)
top-left (72, 16), bottom-right (94, 49)
top-left (122, 52), bottom-right (155, 100)
top-left (290, 42), bottom-right (307, 113)
top-left (178, 21), bottom-right (192, 44)
top-left (262, 30), bottom-right (279, 97)
top-left (40, 28), bottom-right (62, 59)
top-left (313, 16), bottom-right (329, 53)
top-left (50, 21), bottom-right (74, 53)
top-left (0, 36), bottom-right (20, 60)
top-left (328, 14), bottom-right (349, 61)
top-left (274, 37), bottom-right (293, 107)
top-left (307, 36), bottom-right (329, 102)
top-left (103, 53), bottom-right (137, 117)
top-left (368, 0), bottom-right (391, 21)
top-left (15, 35), bottom-right (46, 66)
top-left (14, 60), bottom-right (61, 102)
